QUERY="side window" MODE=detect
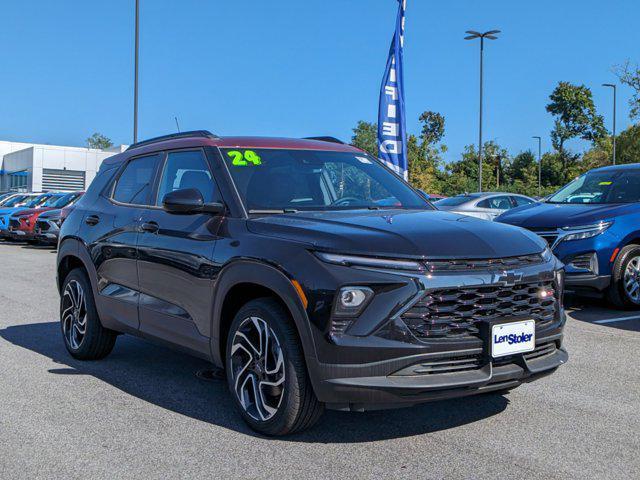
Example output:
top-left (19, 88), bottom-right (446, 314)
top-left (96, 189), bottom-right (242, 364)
top-left (513, 196), bottom-right (533, 207)
top-left (112, 155), bottom-right (159, 205)
top-left (477, 196), bottom-right (512, 210)
top-left (156, 150), bottom-right (218, 205)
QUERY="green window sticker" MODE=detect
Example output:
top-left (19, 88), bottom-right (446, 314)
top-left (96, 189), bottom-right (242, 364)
top-left (227, 150), bottom-right (262, 166)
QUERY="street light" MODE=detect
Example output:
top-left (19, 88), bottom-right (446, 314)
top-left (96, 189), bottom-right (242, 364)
top-left (602, 83), bottom-right (617, 165)
top-left (133, 0), bottom-right (140, 144)
top-left (465, 29), bottom-right (500, 192)
top-left (532, 136), bottom-right (542, 197)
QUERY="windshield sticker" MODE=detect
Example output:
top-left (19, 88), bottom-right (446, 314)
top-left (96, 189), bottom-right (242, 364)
top-left (227, 150), bottom-right (262, 166)
top-left (356, 156), bottom-right (372, 164)
top-left (599, 181), bottom-right (612, 185)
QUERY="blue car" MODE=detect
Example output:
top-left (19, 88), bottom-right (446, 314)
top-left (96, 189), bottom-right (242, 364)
top-left (497, 163), bottom-right (640, 308)
top-left (0, 193), bottom-right (59, 238)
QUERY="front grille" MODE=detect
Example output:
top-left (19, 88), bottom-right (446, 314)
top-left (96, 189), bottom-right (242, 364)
top-left (524, 341), bottom-right (557, 361)
top-left (393, 341), bottom-right (559, 376)
top-left (402, 281), bottom-right (557, 339)
top-left (528, 228), bottom-right (558, 248)
top-left (494, 341), bottom-right (558, 366)
top-left (424, 253), bottom-right (543, 272)
top-left (36, 219), bottom-right (50, 232)
top-left (392, 353), bottom-right (482, 376)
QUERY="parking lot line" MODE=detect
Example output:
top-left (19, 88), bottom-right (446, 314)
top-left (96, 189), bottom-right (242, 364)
top-left (593, 315), bottom-right (640, 325)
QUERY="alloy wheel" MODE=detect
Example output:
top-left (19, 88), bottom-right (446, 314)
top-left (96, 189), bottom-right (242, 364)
top-left (623, 255), bottom-right (640, 304)
top-left (61, 280), bottom-right (88, 349)
top-left (230, 316), bottom-right (285, 422)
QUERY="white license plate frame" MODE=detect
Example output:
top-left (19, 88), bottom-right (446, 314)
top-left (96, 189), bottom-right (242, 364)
top-left (491, 319), bottom-right (536, 358)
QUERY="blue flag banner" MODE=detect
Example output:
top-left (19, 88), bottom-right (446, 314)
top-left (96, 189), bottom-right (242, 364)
top-left (378, 0), bottom-right (407, 180)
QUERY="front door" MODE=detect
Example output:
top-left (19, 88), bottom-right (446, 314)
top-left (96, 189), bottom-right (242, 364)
top-left (137, 149), bottom-right (223, 357)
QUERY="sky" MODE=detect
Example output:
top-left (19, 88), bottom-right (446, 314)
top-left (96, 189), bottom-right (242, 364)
top-left (0, 0), bottom-right (638, 163)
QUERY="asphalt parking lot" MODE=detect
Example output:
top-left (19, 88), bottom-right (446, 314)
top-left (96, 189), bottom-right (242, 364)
top-left (0, 242), bottom-right (638, 480)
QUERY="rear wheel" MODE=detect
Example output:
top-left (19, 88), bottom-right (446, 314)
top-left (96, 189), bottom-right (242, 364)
top-left (607, 245), bottom-right (640, 309)
top-left (60, 268), bottom-right (117, 359)
top-left (225, 298), bottom-right (323, 436)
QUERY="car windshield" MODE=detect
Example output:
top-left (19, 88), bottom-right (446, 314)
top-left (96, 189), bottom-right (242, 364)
top-left (25, 195), bottom-right (52, 208)
top-left (51, 193), bottom-right (80, 208)
top-left (2, 195), bottom-right (29, 207)
top-left (434, 196), bottom-right (474, 207)
top-left (221, 149), bottom-right (429, 212)
top-left (41, 195), bottom-right (64, 207)
top-left (547, 169), bottom-right (640, 204)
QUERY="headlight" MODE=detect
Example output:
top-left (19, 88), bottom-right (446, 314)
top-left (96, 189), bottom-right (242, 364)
top-left (315, 252), bottom-right (422, 271)
top-left (561, 221), bottom-right (613, 242)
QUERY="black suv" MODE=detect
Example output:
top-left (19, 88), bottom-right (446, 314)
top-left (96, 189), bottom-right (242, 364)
top-left (57, 131), bottom-right (567, 435)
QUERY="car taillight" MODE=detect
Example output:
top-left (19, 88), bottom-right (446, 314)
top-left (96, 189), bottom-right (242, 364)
top-left (60, 206), bottom-right (74, 225)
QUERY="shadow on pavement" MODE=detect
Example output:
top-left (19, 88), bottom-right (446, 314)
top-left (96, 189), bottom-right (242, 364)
top-left (0, 321), bottom-right (509, 442)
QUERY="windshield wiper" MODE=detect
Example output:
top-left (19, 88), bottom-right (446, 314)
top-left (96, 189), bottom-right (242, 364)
top-left (248, 208), bottom-right (299, 214)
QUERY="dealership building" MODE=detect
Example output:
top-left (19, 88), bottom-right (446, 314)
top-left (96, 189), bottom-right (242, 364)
top-left (0, 139), bottom-right (127, 193)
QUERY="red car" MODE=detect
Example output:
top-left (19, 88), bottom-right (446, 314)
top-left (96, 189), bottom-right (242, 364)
top-left (8, 192), bottom-right (83, 243)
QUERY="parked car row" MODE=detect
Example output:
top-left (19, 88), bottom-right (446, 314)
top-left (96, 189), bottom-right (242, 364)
top-left (0, 191), bottom-right (83, 245)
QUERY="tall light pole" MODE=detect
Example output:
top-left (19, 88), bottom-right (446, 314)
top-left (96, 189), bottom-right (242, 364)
top-left (133, 0), bottom-right (140, 143)
top-left (465, 29), bottom-right (500, 192)
top-left (532, 136), bottom-right (542, 197)
top-left (602, 83), bottom-right (617, 165)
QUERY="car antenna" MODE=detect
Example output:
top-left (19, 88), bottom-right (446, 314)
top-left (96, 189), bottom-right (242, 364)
top-left (174, 116), bottom-right (181, 133)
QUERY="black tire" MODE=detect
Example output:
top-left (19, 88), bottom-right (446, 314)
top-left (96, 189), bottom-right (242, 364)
top-left (60, 268), bottom-right (117, 360)
top-left (225, 298), bottom-right (323, 436)
top-left (607, 245), bottom-right (640, 310)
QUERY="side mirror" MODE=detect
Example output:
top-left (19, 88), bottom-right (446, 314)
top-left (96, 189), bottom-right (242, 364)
top-left (162, 188), bottom-right (225, 215)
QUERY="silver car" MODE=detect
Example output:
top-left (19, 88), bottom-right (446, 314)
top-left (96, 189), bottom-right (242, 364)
top-left (433, 192), bottom-right (537, 221)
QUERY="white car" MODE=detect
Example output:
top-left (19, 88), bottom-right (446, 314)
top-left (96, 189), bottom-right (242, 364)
top-left (433, 192), bottom-right (537, 221)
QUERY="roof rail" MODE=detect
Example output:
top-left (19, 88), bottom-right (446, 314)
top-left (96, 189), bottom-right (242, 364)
top-left (126, 130), bottom-right (219, 151)
top-left (303, 136), bottom-right (346, 145)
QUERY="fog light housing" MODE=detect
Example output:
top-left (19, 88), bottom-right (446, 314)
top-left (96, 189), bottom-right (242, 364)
top-left (333, 286), bottom-right (374, 317)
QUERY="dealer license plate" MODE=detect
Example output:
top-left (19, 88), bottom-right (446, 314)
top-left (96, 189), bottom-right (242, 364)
top-left (491, 319), bottom-right (535, 358)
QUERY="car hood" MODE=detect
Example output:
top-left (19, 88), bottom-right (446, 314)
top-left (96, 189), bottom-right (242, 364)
top-left (0, 207), bottom-right (23, 216)
top-left (496, 202), bottom-right (634, 229)
top-left (247, 209), bottom-right (546, 259)
top-left (38, 208), bottom-right (62, 219)
top-left (10, 207), bottom-right (53, 217)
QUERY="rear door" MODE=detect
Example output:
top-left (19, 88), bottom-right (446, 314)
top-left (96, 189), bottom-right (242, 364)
top-left (137, 148), bottom-right (224, 356)
top-left (81, 153), bottom-right (161, 332)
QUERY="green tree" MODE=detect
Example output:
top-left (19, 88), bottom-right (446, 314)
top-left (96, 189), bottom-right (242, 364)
top-left (409, 111), bottom-right (447, 193)
top-left (546, 82), bottom-right (607, 175)
top-left (617, 124), bottom-right (640, 164)
top-left (350, 121), bottom-right (377, 156)
top-left (86, 132), bottom-right (113, 150)
top-left (614, 60), bottom-right (640, 121)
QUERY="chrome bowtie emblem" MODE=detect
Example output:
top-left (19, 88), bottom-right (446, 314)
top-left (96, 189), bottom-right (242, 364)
top-left (495, 271), bottom-right (522, 286)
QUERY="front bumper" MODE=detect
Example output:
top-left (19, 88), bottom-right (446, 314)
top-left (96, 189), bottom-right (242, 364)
top-left (316, 334), bottom-right (567, 410)
top-left (564, 273), bottom-right (611, 292)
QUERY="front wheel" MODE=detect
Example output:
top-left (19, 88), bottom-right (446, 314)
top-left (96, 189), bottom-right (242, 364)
top-left (225, 298), bottom-right (323, 436)
top-left (607, 245), bottom-right (640, 309)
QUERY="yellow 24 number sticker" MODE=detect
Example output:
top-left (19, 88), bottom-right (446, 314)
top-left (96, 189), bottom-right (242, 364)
top-left (227, 150), bottom-right (262, 166)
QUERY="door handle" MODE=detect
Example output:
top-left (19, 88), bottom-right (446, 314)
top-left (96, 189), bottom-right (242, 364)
top-left (141, 221), bottom-right (159, 233)
top-left (85, 215), bottom-right (100, 226)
